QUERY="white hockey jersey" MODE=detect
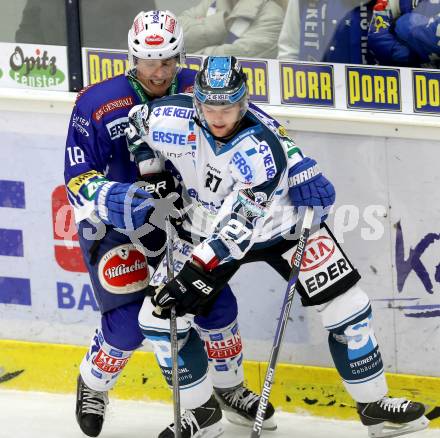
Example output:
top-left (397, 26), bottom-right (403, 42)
top-left (132, 94), bottom-right (304, 268)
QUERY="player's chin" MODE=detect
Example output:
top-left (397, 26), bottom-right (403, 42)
top-left (146, 80), bottom-right (172, 96)
top-left (211, 126), bottom-right (228, 137)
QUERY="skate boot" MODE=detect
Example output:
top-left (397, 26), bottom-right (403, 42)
top-left (357, 396), bottom-right (429, 438)
top-left (214, 385), bottom-right (276, 430)
top-left (158, 394), bottom-right (223, 438)
top-left (76, 375), bottom-right (108, 437)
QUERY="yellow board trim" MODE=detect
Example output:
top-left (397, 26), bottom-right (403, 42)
top-left (1, 340), bottom-right (438, 427)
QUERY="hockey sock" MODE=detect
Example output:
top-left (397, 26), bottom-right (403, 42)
top-left (80, 302), bottom-right (144, 392)
top-left (194, 285), bottom-right (243, 389)
top-left (197, 319), bottom-right (244, 390)
top-left (80, 328), bottom-right (133, 392)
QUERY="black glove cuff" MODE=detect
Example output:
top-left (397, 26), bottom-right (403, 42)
top-left (139, 172), bottom-right (177, 199)
top-left (179, 262), bottom-right (217, 298)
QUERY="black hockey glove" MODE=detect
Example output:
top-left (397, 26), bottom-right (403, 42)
top-left (138, 172), bottom-right (176, 200)
top-left (139, 172), bottom-right (185, 224)
top-left (151, 262), bottom-right (219, 319)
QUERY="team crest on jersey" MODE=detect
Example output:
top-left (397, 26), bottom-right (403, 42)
top-left (98, 244), bottom-right (149, 294)
top-left (237, 189), bottom-right (270, 219)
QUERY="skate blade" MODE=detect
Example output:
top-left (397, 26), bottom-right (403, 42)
top-left (224, 411), bottom-right (277, 431)
top-left (195, 422), bottom-right (224, 438)
top-left (368, 415), bottom-right (429, 438)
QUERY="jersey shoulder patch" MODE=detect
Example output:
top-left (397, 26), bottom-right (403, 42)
top-left (74, 75), bottom-right (134, 120)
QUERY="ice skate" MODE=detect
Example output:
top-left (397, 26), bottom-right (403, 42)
top-left (357, 396), bottom-right (429, 438)
top-left (215, 385), bottom-right (277, 430)
top-left (75, 375), bottom-right (108, 437)
top-left (158, 394), bottom-right (223, 438)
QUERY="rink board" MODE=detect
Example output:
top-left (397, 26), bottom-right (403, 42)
top-left (0, 106), bottom-right (440, 376)
top-left (0, 340), bottom-right (439, 427)
top-left (1, 93), bottom-right (440, 434)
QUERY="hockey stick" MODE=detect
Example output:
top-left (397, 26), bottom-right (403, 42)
top-left (165, 217), bottom-right (182, 438)
top-left (250, 206), bottom-right (314, 438)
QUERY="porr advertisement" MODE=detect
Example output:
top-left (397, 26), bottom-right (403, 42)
top-left (81, 48), bottom-right (440, 116)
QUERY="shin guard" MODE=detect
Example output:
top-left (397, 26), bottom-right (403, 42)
top-left (319, 286), bottom-right (387, 402)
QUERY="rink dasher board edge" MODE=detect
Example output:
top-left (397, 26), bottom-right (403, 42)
top-left (0, 339), bottom-right (439, 427)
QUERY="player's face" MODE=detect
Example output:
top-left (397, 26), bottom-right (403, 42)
top-left (136, 57), bottom-right (178, 97)
top-left (201, 103), bottom-right (241, 137)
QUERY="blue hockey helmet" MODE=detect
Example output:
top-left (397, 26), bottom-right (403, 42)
top-left (194, 56), bottom-right (249, 121)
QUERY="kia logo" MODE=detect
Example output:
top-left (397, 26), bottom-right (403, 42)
top-left (300, 236), bottom-right (335, 271)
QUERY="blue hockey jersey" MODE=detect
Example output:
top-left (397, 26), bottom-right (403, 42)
top-left (368, 0), bottom-right (440, 67)
top-left (298, 0), bottom-right (375, 64)
top-left (64, 69), bottom-right (197, 223)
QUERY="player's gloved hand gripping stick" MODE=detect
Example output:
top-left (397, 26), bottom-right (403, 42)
top-left (251, 206), bottom-right (314, 438)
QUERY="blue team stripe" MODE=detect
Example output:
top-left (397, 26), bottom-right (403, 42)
top-left (245, 148), bottom-right (257, 156)
top-left (0, 277), bottom-right (31, 305)
top-left (0, 229), bottom-right (24, 257)
top-left (0, 180), bottom-right (25, 208)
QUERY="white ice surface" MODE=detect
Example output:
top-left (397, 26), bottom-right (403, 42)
top-left (0, 390), bottom-right (437, 438)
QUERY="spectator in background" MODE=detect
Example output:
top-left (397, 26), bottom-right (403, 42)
top-left (15, 0), bottom-right (67, 45)
top-left (179, 0), bottom-right (284, 58)
top-left (368, 0), bottom-right (440, 68)
top-left (278, 0), bottom-right (375, 64)
top-left (15, 0), bottom-right (155, 49)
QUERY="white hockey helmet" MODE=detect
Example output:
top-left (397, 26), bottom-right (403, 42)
top-left (128, 10), bottom-right (185, 69)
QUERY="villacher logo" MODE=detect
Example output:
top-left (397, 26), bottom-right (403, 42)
top-left (98, 244), bottom-right (150, 294)
top-left (9, 46), bottom-right (65, 88)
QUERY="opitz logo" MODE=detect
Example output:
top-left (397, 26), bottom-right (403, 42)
top-left (9, 46), bottom-right (65, 88)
